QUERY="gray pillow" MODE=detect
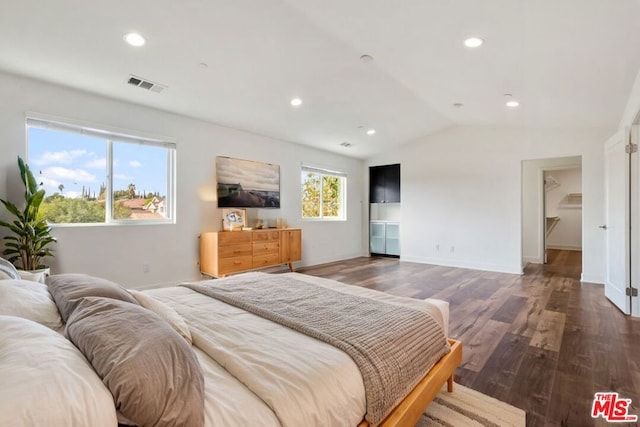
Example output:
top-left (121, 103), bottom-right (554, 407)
top-left (0, 257), bottom-right (20, 280)
top-left (66, 297), bottom-right (205, 427)
top-left (46, 274), bottom-right (138, 322)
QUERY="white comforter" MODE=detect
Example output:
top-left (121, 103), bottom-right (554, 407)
top-left (145, 272), bottom-right (448, 427)
top-left (0, 315), bottom-right (118, 427)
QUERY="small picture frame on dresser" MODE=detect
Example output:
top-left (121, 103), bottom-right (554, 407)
top-left (222, 208), bottom-right (247, 231)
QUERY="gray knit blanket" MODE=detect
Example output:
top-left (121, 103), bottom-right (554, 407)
top-left (183, 274), bottom-right (449, 426)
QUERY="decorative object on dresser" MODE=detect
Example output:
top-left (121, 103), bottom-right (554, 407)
top-left (216, 156), bottom-right (280, 208)
top-left (200, 228), bottom-right (302, 277)
top-left (221, 208), bottom-right (247, 231)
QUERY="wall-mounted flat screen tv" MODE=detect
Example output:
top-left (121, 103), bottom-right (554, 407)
top-left (216, 156), bottom-right (280, 208)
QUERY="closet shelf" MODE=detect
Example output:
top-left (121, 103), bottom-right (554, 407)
top-left (546, 216), bottom-right (560, 237)
top-left (560, 193), bottom-right (582, 209)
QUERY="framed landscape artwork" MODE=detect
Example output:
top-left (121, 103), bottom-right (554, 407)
top-left (216, 157), bottom-right (280, 208)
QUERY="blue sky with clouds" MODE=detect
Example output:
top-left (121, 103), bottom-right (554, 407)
top-left (28, 127), bottom-right (168, 199)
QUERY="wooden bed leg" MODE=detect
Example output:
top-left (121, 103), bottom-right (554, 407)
top-left (288, 262), bottom-right (294, 272)
top-left (447, 374), bottom-right (454, 392)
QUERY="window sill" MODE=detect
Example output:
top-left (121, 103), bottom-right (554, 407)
top-left (48, 219), bottom-right (175, 228)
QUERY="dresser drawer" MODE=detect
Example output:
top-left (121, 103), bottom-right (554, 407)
top-left (218, 256), bottom-right (253, 274)
top-left (218, 232), bottom-right (252, 246)
top-left (218, 244), bottom-right (252, 259)
top-left (253, 230), bottom-right (280, 242)
top-left (253, 253), bottom-right (280, 268)
top-left (253, 242), bottom-right (280, 257)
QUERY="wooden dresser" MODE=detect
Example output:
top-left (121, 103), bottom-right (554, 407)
top-left (200, 228), bottom-right (302, 277)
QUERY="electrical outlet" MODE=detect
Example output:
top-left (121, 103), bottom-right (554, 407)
top-left (435, 244), bottom-right (440, 252)
top-left (143, 263), bottom-right (150, 273)
top-left (450, 246), bottom-right (455, 253)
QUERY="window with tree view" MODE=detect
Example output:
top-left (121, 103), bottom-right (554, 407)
top-left (27, 118), bottom-right (175, 225)
top-left (301, 166), bottom-right (346, 220)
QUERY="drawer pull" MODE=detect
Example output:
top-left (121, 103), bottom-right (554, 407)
top-left (234, 261), bottom-right (241, 265)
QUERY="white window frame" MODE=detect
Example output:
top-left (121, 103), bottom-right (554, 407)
top-left (26, 114), bottom-right (176, 226)
top-left (301, 164), bottom-right (347, 221)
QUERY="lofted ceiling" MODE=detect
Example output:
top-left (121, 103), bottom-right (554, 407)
top-left (1, 1), bottom-right (639, 158)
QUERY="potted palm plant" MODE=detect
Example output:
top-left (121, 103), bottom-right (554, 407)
top-left (0, 156), bottom-right (56, 279)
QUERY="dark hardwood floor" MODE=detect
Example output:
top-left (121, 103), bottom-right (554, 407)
top-left (297, 250), bottom-right (640, 427)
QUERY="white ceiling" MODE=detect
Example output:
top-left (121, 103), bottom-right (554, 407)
top-left (1, 0), bottom-right (639, 158)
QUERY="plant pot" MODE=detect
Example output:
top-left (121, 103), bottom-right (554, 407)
top-left (18, 268), bottom-right (51, 284)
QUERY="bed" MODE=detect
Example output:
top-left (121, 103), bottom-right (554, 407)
top-left (0, 270), bottom-right (462, 427)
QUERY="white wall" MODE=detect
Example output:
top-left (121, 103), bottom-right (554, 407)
top-left (522, 157), bottom-right (581, 265)
top-left (366, 126), bottom-right (610, 282)
top-left (545, 168), bottom-right (582, 250)
top-left (0, 72), bottom-right (365, 287)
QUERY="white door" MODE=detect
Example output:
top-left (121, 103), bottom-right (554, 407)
top-left (631, 126), bottom-right (640, 317)
top-left (604, 129), bottom-right (631, 314)
top-left (543, 173), bottom-right (547, 264)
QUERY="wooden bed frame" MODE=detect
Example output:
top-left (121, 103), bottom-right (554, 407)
top-left (358, 339), bottom-right (463, 427)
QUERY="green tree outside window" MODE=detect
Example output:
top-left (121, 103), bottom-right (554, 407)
top-left (301, 169), bottom-right (345, 219)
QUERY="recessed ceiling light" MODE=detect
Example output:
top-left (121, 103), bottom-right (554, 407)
top-left (463, 37), bottom-right (484, 48)
top-left (124, 32), bottom-right (146, 47)
top-left (504, 93), bottom-right (520, 108)
top-left (366, 129), bottom-right (376, 135)
top-left (290, 98), bottom-right (302, 107)
top-left (453, 103), bottom-right (464, 108)
top-left (198, 62), bottom-right (208, 69)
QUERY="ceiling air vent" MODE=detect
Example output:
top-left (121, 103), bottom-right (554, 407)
top-left (126, 75), bottom-right (167, 93)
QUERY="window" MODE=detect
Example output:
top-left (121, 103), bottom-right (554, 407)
top-left (301, 165), bottom-right (346, 220)
top-left (26, 117), bottom-right (175, 225)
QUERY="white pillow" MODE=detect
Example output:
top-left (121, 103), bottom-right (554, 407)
top-left (0, 279), bottom-right (63, 330)
top-left (0, 270), bottom-right (15, 280)
top-left (129, 289), bottom-right (193, 345)
top-left (0, 315), bottom-right (117, 427)
top-left (0, 258), bottom-right (19, 280)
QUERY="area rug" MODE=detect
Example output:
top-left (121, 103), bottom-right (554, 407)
top-left (417, 383), bottom-right (526, 426)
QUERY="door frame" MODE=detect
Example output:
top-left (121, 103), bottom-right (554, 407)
top-left (602, 125), bottom-right (640, 317)
top-left (630, 125), bottom-right (640, 316)
top-left (537, 164), bottom-right (583, 266)
top-left (603, 128), bottom-right (632, 315)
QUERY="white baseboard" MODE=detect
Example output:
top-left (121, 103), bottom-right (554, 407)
top-left (401, 255), bottom-right (523, 275)
top-left (547, 244), bottom-right (582, 251)
top-left (523, 256), bottom-right (542, 265)
top-left (580, 274), bottom-right (604, 284)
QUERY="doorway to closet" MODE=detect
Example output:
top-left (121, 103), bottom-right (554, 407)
top-left (521, 156), bottom-right (583, 277)
top-left (543, 166), bottom-right (582, 265)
